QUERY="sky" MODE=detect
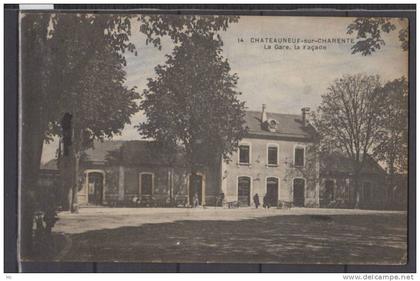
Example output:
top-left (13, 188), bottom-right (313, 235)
top-left (40, 15), bottom-right (408, 163)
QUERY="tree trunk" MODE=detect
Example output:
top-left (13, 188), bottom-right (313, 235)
top-left (169, 168), bottom-right (174, 204)
top-left (387, 161), bottom-right (396, 208)
top-left (70, 152), bottom-right (80, 213)
top-left (59, 147), bottom-right (74, 212)
top-left (353, 169), bottom-right (362, 209)
top-left (354, 187), bottom-right (361, 209)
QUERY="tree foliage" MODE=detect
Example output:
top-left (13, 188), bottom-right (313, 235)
top-left (40, 14), bottom-right (139, 149)
top-left (139, 15), bottom-right (239, 48)
top-left (138, 31), bottom-right (246, 171)
top-left (373, 77), bottom-right (408, 174)
top-left (22, 13), bottom-right (240, 161)
top-left (313, 74), bottom-right (386, 206)
top-left (347, 17), bottom-right (408, 55)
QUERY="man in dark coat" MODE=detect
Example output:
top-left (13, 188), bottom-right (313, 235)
top-left (253, 193), bottom-right (260, 208)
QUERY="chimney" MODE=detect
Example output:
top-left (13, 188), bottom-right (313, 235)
top-left (261, 104), bottom-right (267, 123)
top-left (301, 107), bottom-right (310, 127)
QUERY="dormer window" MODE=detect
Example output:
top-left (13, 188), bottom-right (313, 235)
top-left (262, 118), bottom-right (278, 132)
top-left (238, 144), bottom-right (250, 165)
top-left (267, 119), bottom-right (278, 132)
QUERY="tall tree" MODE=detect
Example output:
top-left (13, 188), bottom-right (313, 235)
top-left (20, 13), bottom-right (137, 256)
top-left (138, 31), bottom-right (247, 174)
top-left (50, 15), bottom-right (140, 212)
top-left (347, 17), bottom-right (408, 55)
top-left (374, 77), bottom-right (408, 175)
top-left (313, 74), bottom-right (386, 208)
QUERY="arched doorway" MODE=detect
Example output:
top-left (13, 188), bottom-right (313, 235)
top-left (189, 174), bottom-right (204, 206)
top-left (238, 176), bottom-right (251, 206)
top-left (266, 177), bottom-right (279, 206)
top-left (88, 172), bottom-right (104, 205)
top-left (293, 178), bottom-right (305, 207)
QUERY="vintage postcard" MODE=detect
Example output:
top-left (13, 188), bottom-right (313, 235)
top-left (19, 12), bottom-right (408, 264)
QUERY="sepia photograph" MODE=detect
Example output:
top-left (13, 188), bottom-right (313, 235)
top-left (18, 11), bottom-right (409, 266)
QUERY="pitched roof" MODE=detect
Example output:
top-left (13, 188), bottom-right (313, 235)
top-left (84, 140), bottom-right (185, 166)
top-left (320, 152), bottom-right (386, 176)
top-left (119, 140), bottom-right (185, 166)
top-left (42, 109), bottom-right (317, 168)
top-left (244, 111), bottom-right (315, 141)
top-left (83, 140), bottom-right (125, 162)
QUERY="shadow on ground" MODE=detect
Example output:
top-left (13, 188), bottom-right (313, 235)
top-left (58, 213), bottom-right (407, 264)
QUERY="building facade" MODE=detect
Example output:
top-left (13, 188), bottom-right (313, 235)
top-left (39, 106), bottom-right (404, 210)
top-left (71, 105), bottom-right (320, 208)
top-left (221, 106), bottom-right (320, 207)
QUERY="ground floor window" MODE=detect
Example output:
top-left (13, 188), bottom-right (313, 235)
top-left (140, 173), bottom-right (154, 196)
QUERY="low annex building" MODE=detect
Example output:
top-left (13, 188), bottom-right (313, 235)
top-left (319, 152), bottom-right (398, 210)
top-left (77, 140), bottom-right (221, 207)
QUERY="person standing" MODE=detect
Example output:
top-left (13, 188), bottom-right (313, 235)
top-left (193, 192), bottom-right (200, 208)
top-left (263, 193), bottom-right (270, 210)
top-left (253, 193), bottom-right (260, 209)
top-left (216, 192), bottom-right (225, 207)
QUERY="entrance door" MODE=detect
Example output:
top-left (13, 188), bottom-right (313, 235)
top-left (189, 174), bottom-right (203, 205)
top-left (238, 176), bottom-right (251, 206)
top-left (88, 172), bottom-right (104, 205)
top-left (266, 177), bottom-right (279, 206)
top-left (293, 178), bottom-right (305, 207)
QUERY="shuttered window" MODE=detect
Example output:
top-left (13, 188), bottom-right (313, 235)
top-left (294, 147), bottom-right (304, 166)
top-left (267, 145), bottom-right (278, 166)
top-left (239, 145), bottom-right (250, 164)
